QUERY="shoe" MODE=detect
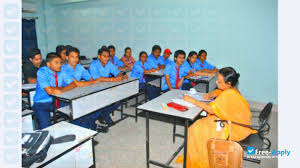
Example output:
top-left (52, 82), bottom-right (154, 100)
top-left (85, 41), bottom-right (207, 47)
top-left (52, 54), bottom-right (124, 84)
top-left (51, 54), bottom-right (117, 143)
top-left (96, 122), bottom-right (109, 133)
top-left (97, 116), bottom-right (107, 125)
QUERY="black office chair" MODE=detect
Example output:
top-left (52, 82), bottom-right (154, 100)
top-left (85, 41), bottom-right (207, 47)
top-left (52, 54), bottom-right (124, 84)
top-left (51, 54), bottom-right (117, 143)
top-left (215, 102), bottom-right (273, 164)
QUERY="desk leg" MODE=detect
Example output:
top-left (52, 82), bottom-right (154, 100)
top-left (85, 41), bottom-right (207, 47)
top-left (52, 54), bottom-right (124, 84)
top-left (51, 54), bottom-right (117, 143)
top-left (27, 92), bottom-right (32, 110)
top-left (183, 119), bottom-right (189, 168)
top-left (146, 111), bottom-right (150, 168)
top-left (92, 138), bottom-right (96, 168)
top-left (121, 101), bottom-right (124, 119)
top-left (52, 97), bottom-right (57, 124)
top-left (135, 94), bottom-right (138, 122)
top-left (173, 118), bottom-right (176, 143)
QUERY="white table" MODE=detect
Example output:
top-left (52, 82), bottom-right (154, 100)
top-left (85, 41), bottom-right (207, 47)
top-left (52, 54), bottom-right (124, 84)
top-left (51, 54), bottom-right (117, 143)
top-left (137, 89), bottom-right (203, 168)
top-left (22, 83), bottom-right (36, 110)
top-left (22, 109), bottom-right (35, 132)
top-left (31, 121), bottom-right (97, 168)
top-left (188, 75), bottom-right (217, 93)
top-left (51, 77), bottom-right (139, 123)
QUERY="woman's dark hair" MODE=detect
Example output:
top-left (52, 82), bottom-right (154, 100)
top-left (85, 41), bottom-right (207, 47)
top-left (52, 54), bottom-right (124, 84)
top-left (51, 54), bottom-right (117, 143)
top-left (46, 52), bottom-right (60, 63)
top-left (56, 45), bottom-right (65, 56)
top-left (219, 67), bottom-right (240, 87)
top-left (198, 50), bottom-right (207, 58)
top-left (98, 47), bottom-right (109, 55)
top-left (152, 45), bottom-right (161, 52)
top-left (29, 48), bottom-right (41, 59)
top-left (108, 45), bottom-right (115, 50)
top-left (66, 47), bottom-right (80, 56)
top-left (139, 51), bottom-right (148, 59)
top-left (174, 50), bottom-right (186, 61)
top-left (187, 51), bottom-right (197, 67)
top-left (124, 47), bottom-right (131, 56)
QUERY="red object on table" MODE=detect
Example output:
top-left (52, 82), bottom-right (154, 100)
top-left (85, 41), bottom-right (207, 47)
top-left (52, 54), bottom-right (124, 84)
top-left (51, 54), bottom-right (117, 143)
top-left (167, 102), bottom-right (188, 112)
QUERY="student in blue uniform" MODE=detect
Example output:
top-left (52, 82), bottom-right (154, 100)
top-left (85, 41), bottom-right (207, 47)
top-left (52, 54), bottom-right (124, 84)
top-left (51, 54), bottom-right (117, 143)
top-left (56, 45), bottom-right (67, 65)
top-left (131, 51), bottom-right (160, 100)
top-left (33, 52), bottom-right (77, 129)
top-left (158, 48), bottom-right (173, 69)
top-left (161, 50), bottom-right (195, 91)
top-left (108, 45), bottom-right (129, 71)
top-left (197, 50), bottom-right (218, 73)
top-left (147, 45), bottom-right (164, 70)
top-left (60, 47), bottom-right (101, 130)
top-left (89, 47), bottom-right (128, 126)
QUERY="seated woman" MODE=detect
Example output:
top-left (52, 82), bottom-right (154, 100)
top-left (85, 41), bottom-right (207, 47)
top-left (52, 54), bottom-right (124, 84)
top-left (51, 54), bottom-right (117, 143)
top-left (131, 51), bottom-right (160, 100)
top-left (197, 50), bottom-right (218, 73)
top-left (182, 51), bottom-right (216, 89)
top-left (121, 47), bottom-right (136, 70)
top-left (176, 67), bottom-right (256, 168)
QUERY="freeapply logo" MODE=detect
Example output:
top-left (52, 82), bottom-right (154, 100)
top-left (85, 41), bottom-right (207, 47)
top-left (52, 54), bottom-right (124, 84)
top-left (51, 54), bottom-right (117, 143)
top-left (246, 147), bottom-right (291, 159)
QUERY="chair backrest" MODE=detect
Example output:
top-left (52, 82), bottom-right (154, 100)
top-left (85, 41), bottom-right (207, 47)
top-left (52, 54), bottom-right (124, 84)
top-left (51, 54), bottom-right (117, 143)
top-left (258, 102), bottom-right (273, 131)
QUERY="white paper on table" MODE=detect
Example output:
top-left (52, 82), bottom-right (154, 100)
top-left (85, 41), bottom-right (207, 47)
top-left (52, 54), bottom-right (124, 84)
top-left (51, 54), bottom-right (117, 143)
top-left (185, 93), bottom-right (213, 102)
top-left (171, 99), bottom-right (196, 107)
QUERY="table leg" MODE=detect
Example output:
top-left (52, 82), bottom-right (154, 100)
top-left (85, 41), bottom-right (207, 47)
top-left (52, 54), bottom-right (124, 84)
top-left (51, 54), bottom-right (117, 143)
top-left (135, 94), bottom-right (138, 122)
top-left (173, 118), bottom-right (176, 143)
top-left (121, 101), bottom-right (124, 119)
top-left (52, 97), bottom-right (57, 124)
top-left (27, 91), bottom-right (32, 110)
top-left (92, 138), bottom-right (96, 167)
top-left (183, 119), bottom-right (189, 168)
top-left (146, 111), bottom-right (150, 168)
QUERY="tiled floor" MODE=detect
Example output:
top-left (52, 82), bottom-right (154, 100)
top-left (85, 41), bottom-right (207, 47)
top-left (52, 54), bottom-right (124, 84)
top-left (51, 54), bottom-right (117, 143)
top-left (93, 98), bottom-right (278, 168)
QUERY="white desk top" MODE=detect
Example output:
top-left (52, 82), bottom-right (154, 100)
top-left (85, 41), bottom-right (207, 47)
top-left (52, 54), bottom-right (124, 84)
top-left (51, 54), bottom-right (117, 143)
top-left (22, 109), bottom-right (34, 116)
top-left (52, 77), bottom-right (138, 100)
top-left (145, 70), bottom-right (165, 76)
top-left (32, 121), bottom-right (97, 167)
top-left (137, 89), bottom-right (203, 120)
top-left (22, 83), bottom-right (36, 90)
top-left (188, 75), bottom-right (216, 82)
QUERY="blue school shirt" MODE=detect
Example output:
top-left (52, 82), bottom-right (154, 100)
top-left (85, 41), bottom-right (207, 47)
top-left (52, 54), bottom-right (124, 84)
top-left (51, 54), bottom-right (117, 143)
top-left (196, 59), bottom-right (216, 70)
top-left (147, 54), bottom-right (164, 69)
top-left (60, 63), bottom-right (92, 87)
top-left (130, 60), bottom-right (152, 83)
top-left (161, 61), bottom-right (190, 90)
top-left (34, 66), bottom-right (63, 103)
top-left (158, 57), bottom-right (172, 66)
top-left (89, 59), bottom-right (121, 79)
top-left (109, 56), bottom-right (124, 68)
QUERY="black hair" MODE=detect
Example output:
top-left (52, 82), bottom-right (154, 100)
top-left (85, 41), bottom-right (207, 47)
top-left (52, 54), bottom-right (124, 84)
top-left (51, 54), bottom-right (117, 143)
top-left (56, 45), bottom-right (66, 56)
top-left (65, 45), bottom-right (73, 53)
top-left (66, 47), bottom-right (80, 56)
top-left (219, 67), bottom-right (240, 87)
top-left (124, 47), bottom-right (131, 56)
top-left (29, 48), bottom-right (41, 59)
top-left (187, 51), bottom-right (197, 67)
top-left (98, 47), bottom-right (110, 55)
top-left (139, 51), bottom-right (148, 59)
top-left (198, 50), bottom-right (207, 58)
top-left (108, 45), bottom-right (115, 50)
top-left (174, 50), bottom-right (186, 61)
top-left (46, 52), bottom-right (60, 63)
top-left (152, 45), bottom-right (161, 52)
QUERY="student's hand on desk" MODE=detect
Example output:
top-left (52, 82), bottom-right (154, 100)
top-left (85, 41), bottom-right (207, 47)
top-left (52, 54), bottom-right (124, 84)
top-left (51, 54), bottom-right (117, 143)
top-left (53, 89), bottom-right (62, 95)
top-left (202, 94), bottom-right (211, 100)
top-left (122, 75), bottom-right (128, 80)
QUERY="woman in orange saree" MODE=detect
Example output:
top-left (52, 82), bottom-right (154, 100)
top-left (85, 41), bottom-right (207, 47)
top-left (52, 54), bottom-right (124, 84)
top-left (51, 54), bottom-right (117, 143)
top-left (176, 67), bottom-right (256, 168)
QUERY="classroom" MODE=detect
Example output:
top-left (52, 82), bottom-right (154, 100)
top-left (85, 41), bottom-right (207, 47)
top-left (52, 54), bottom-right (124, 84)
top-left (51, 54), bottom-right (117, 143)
top-left (21, 0), bottom-right (278, 167)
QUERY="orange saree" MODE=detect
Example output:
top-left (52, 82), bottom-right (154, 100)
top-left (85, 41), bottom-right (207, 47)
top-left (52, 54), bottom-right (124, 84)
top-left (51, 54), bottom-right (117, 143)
top-left (176, 89), bottom-right (255, 168)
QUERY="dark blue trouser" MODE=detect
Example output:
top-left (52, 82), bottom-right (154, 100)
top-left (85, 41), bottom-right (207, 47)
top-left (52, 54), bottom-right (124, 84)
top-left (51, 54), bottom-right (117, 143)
top-left (140, 83), bottom-right (160, 100)
top-left (33, 102), bottom-right (53, 129)
top-left (97, 103), bottom-right (120, 123)
top-left (182, 82), bottom-right (193, 90)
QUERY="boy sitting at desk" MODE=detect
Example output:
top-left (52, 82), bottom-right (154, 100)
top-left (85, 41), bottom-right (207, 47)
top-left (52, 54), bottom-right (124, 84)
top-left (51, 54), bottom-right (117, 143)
top-left (161, 50), bottom-right (196, 91)
top-left (33, 52), bottom-right (78, 129)
top-left (89, 47), bottom-right (128, 126)
top-left (22, 48), bottom-right (46, 83)
top-left (60, 46), bottom-right (102, 130)
top-left (147, 45), bottom-right (165, 70)
top-left (108, 45), bottom-right (129, 71)
top-left (131, 51), bottom-right (160, 100)
top-left (158, 48), bottom-right (173, 69)
top-left (197, 50), bottom-right (218, 73)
